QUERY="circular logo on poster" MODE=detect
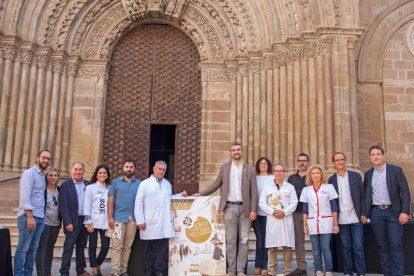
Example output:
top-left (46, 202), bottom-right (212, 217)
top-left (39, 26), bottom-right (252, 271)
top-left (185, 216), bottom-right (212, 243)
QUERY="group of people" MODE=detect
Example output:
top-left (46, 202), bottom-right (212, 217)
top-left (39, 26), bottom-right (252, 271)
top-left (14, 150), bottom-right (183, 276)
top-left (13, 141), bottom-right (411, 276)
top-left (197, 143), bottom-right (410, 276)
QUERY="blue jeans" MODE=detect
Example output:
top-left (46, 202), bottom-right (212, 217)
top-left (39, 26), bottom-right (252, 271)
top-left (370, 207), bottom-right (404, 276)
top-left (14, 214), bottom-right (45, 276)
top-left (339, 222), bottom-right (365, 275)
top-left (252, 215), bottom-right (267, 269)
top-left (309, 234), bottom-right (333, 272)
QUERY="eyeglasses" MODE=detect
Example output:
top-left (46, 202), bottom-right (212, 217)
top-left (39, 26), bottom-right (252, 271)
top-left (52, 196), bottom-right (58, 206)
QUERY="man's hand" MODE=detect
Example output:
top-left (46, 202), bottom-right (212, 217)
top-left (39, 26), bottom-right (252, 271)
top-left (86, 224), bottom-right (94, 233)
top-left (138, 223), bottom-right (146, 230)
top-left (273, 210), bottom-right (285, 219)
top-left (361, 215), bottom-right (367, 224)
top-left (303, 225), bottom-right (309, 235)
top-left (65, 224), bottom-right (74, 232)
top-left (108, 218), bottom-right (115, 230)
top-left (181, 191), bottom-right (188, 197)
top-left (333, 225), bottom-right (340, 234)
top-left (27, 216), bottom-right (36, 230)
top-left (399, 213), bottom-right (409, 225)
top-left (192, 193), bottom-right (200, 197)
top-left (249, 212), bottom-right (257, 221)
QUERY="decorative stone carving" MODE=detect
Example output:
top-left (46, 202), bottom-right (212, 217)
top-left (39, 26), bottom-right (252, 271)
top-left (51, 54), bottom-right (67, 73)
top-left (0, 41), bottom-right (19, 61)
top-left (39, 0), bottom-right (70, 45)
top-left (300, 0), bottom-right (314, 31)
top-left (262, 54), bottom-right (274, 71)
top-left (20, 44), bottom-right (38, 65)
top-left (101, 18), bottom-right (132, 59)
top-left (284, 0), bottom-right (299, 33)
top-left (332, 0), bottom-right (342, 26)
top-left (406, 22), bottom-right (414, 57)
top-left (200, 62), bottom-right (229, 82)
top-left (121, 0), bottom-right (190, 20)
top-left (77, 63), bottom-right (108, 79)
top-left (66, 56), bottom-right (81, 77)
top-left (71, 0), bottom-right (112, 54)
top-left (35, 47), bottom-right (52, 69)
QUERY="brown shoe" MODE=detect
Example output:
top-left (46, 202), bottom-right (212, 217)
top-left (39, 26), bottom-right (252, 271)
top-left (261, 269), bottom-right (268, 276)
top-left (77, 272), bottom-right (91, 276)
top-left (254, 268), bottom-right (261, 275)
top-left (290, 268), bottom-right (307, 275)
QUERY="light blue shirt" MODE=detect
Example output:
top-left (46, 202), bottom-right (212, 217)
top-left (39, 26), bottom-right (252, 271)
top-left (108, 176), bottom-right (140, 223)
top-left (73, 178), bottom-right (86, 216)
top-left (18, 165), bottom-right (46, 218)
top-left (372, 163), bottom-right (391, 205)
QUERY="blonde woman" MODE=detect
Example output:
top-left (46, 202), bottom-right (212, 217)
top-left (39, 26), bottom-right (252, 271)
top-left (299, 165), bottom-right (339, 276)
top-left (36, 168), bottom-right (61, 276)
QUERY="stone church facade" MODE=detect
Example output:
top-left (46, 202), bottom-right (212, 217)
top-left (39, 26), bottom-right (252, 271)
top-left (0, 0), bottom-right (412, 195)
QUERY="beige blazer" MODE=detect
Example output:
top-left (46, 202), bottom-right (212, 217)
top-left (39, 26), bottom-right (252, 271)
top-left (200, 161), bottom-right (257, 218)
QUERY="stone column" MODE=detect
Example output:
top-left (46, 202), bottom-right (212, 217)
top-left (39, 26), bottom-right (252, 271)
top-left (308, 57), bottom-right (318, 164)
top-left (54, 60), bottom-right (68, 169)
top-left (260, 67), bottom-right (267, 157)
top-left (12, 46), bottom-right (35, 170)
top-left (247, 66), bottom-right (254, 164)
top-left (240, 63), bottom-right (249, 154)
top-left (348, 38), bottom-right (359, 166)
top-left (30, 48), bottom-right (51, 165)
top-left (273, 66), bottom-right (280, 163)
top-left (21, 58), bottom-right (38, 168)
top-left (4, 51), bottom-right (22, 170)
top-left (0, 42), bottom-right (18, 166)
top-left (286, 63), bottom-right (294, 169)
top-left (279, 65), bottom-right (287, 166)
top-left (264, 54), bottom-right (274, 160)
top-left (228, 64), bottom-right (238, 143)
top-left (316, 55), bottom-right (325, 165)
top-left (236, 69), bottom-right (243, 143)
top-left (301, 59), bottom-right (309, 155)
top-left (39, 65), bottom-right (53, 149)
top-left (61, 56), bottom-right (78, 172)
top-left (293, 61), bottom-right (301, 158)
top-left (332, 43), bottom-right (343, 154)
top-left (323, 53), bottom-right (333, 165)
top-left (252, 60), bottom-right (261, 162)
top-left (47, 55), bottom-right (64, 155)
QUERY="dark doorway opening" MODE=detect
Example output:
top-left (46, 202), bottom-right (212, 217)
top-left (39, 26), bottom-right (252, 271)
top-left (149, 124), bottom-right (176, 184)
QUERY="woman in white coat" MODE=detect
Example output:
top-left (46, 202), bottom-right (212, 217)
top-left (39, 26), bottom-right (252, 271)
top-left (259, 164), bottom-right (298, 276)
top-left (299, 164), bottom-right (339, 276)
top-left (84, 165), bottom-right (111, 276)
top-left (253, 157), bottom-right (274, 275)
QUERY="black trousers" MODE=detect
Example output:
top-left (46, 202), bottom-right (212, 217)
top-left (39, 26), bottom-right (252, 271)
top-left (60, 216), bottom-right (88, 275)
top-left (35, 224), bottom-right (60, 276)
top-left (143, 238), bottom-right (169, 276)
top-left (88, 229), bottom-right (110, 268)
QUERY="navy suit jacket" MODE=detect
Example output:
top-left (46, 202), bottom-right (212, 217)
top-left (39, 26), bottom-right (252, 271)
top-left (58, 178), bottom-right (89, 228)
top-left (364, 163), bottom-right (410, 218)
top-left (329, 170), bottom-right (366, 222)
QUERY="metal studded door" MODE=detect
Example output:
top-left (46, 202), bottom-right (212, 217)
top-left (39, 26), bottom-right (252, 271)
top-left (103, 24), bottom-right (201, 192)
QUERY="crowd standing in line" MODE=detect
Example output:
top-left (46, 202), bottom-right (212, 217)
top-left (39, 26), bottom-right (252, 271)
top-left (13, 143), bottom-right (411, 276)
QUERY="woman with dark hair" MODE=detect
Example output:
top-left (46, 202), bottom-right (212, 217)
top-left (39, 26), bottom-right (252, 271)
top-left (36, 168), bottom-right (61, 276)
top-left (84, 165), bottom-right (111, 276)
top-left (253, 157), bottom-right (274, 275)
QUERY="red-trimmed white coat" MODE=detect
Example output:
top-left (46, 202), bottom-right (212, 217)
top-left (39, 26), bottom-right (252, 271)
top-left (299, 184), bottom-right (338, 235)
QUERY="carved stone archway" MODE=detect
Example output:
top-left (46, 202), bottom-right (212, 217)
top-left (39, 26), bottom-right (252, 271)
top-left (102, 24), bottom-right (201, 193)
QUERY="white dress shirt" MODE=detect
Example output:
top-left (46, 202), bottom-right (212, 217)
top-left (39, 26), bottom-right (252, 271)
top-left (228, 162), bottom-right (243, 202)
top-left (337, 172), bottom-right (359, 225)
top-left (372, 163), bottom-right (391, 205)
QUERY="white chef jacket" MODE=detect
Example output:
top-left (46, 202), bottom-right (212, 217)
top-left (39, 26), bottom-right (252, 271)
top-left (135, 175), bottom-right (175, 240)
top-left (299, 183), bottom-right (338, 235)
top-left (83, 182), bottom-right (109, 230)
top-left (259, 181), bottom-right (298, 248)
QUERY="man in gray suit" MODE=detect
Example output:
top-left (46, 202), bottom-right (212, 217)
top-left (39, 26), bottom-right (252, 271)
top-left (195, 142), bottom-right (257, 276)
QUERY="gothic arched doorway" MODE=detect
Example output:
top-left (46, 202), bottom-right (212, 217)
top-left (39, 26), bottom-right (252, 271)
top-left (103, 24), bottom-right (201, 193)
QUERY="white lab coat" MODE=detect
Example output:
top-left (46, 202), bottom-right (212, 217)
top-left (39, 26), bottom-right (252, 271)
top-left (299, 184), bottom-right (338, 235)
top-left (83, 182), bottom-right (109, 230)
top-left (135, 175), bottom-right (175, 240)
top-left (259, 181), bottom-right (298, 248)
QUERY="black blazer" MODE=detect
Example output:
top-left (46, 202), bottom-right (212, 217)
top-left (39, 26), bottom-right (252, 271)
top-left (329, 170), bottom-right (366, 222)
top-left (58, 178), bottom-right (89, 228)
top-left (364, 163), bottom-right (410, 218)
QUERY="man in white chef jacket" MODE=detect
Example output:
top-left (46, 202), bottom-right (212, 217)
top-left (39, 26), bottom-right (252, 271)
top-left (135, 161), bottom-right (187, 276)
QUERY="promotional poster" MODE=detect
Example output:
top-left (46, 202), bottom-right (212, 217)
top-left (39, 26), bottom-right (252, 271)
top-left (169, 196), bottom-right (226, 276)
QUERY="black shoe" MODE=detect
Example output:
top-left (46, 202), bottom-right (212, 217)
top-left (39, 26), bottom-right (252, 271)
top-left (290, 268), bottom-right (307, 275)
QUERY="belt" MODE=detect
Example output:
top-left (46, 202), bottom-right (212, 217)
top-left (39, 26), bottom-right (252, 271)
top-left (227, 201), bottom-right (243, 205)
top-left (373, 204), bottom-right (392, 209)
